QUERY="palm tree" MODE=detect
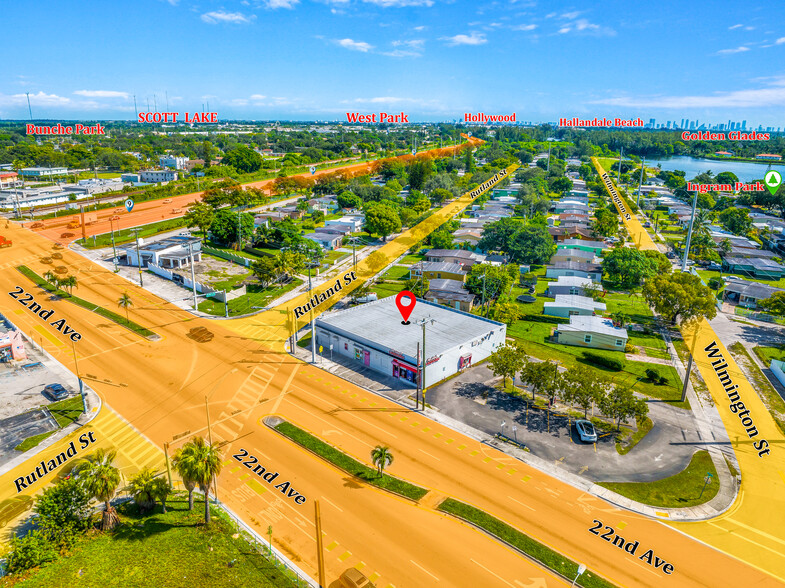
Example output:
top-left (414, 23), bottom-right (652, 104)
top-left (60, 275), bottom-right (77, 295)
top-left (43, 271), bottom-right (59, 289)
top-left (151, 477), bottom-right (172, 514)
top-left (126, 467), bottom-right (157, 513)
top-left (370, 445), bottom-right (394, 477)
top-left (78, 448), bottom-right (122, 531)
top-left (117, 292), bottom-right (133, 323)
top-left (172, 447), bottom-right (198, 511)
top-left (694, 208), bottom-right (713, 237)
top-left (173, 437), bottom-right (222, 524)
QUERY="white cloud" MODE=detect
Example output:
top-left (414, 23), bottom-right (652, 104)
top-left (441, 32), bottom-right (487, 46)
top-left (74, 90), bottom-right (129, 99)
top-left (361, 0), bottom-right (434, 6)
top-left (557, 18), bottom-right (614, 36)
top-left (201, 11), bottom-right (256, 24)
top-left (560, 11), bottom-right (582, 19)
top-left (512, 23), bottom-right (537, 31)
top-left (384, 39), bottom-right (425, 57)
top-left (13, 91), bottom-right (71, 106)
top-left (776, 37), bottom-right (785, 44)
top-left (335, 38), bottom-right (374, 52)
top-left (250, 94), bottom-right (267, 100)
top-left (413, 25), bottom-right (427, 31)
top-left (729, 23), bottom-right (743, 30)
top-left (262, 0), bottom-right (299, 8)
top-left (717, 46), bottom-right (750, 54)
top-left (591, 78), bottom-right (785, 108)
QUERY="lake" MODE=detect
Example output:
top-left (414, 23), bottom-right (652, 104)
top-left (642, 155), bottom-right (785, 183)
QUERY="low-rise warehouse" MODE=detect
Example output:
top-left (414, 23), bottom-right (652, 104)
top-left (314, 298), bottom-right (506, 388)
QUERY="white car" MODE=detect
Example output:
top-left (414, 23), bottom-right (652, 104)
top-left (575, 419), bottom-right (598, 443)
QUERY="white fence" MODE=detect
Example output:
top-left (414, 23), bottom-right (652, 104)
top-left (147, 263), bottom-right (215, 294)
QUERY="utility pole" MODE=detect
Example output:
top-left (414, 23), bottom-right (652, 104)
top-left (109, 217), bottom-right (118, 271)
top-left (237, 209), bottom-right (242, 251)
top-left (546, 143), bottom-right (551, 173)
top-left (163, 442), bottom-right (173, 487)
top-left (618, 146), bottom-right (624, 181)
top-left (26, 92), bottom-right (32, 120)
top-left (681, 189), bottom-right (699, 272)
top-left (131, 228), bottom-right (144, 287)
top-left (307, 259), bottom-right (317, 363)
top-left (314, 500), bottom-right (326, 588)
top-left (636, 157), bottom-right (645, 207)
top-left (223, 290), bottom-right (229, 317)
top-left (71, 338), bottom-right (85, 413)
top-left (188, 241), bottom-right (198, 309)
top-left (416, 341), bottom-right (421, 410)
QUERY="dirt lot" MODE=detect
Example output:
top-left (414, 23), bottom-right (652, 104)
top-left (174, 254), bottom-right (253, 291)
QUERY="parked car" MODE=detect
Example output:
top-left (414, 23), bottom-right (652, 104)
top-left (643, 221), bottom-right (652, 228)
top-left (339, 568), bottom-right (373, 588)
top-left (43, 383), bottom-right (69, 401)
top-left (707, 263), bottom-right (722, 271)
top-left (575, 419), bottom-right (598, 443)
top-left (0, 495), bottom-right (34, 528)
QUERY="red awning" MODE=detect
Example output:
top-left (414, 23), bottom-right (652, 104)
top-left (392, 359), bottom-right (417, 372)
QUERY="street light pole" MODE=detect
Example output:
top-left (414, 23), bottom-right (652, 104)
top-left (188, 241), bottom-right (198, 309)
top-left (681, 189), bottom-right (699, 272)
top-left (109, 217), bottom-right (118, 272)
top-left (131, 228), bottom-right (144, 287)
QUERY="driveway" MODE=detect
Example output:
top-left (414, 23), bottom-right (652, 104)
top-left (427, 364), bottom-right (724, 483)
top-left (0, 410), bottom-right (59, 464)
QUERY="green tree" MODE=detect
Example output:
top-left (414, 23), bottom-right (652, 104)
top-left (562, 369), bottom-right (606, 418)
top-left (60, 275), bottom-right (77, 295)
top-left (184, 201), bottom-right (215, 236)
top-left (126, 467), bottom-right (158, 513)
top-left (363, 203), bottom-right (401, 241)
top-left (593, 208), bottom-right (618, 237)
top-left (408, 159), bottom-right (433, 190)
top-left (371, 445), bottom-right (394, 477)
top-left (209, 209), bottom-right (255, 246)
top-left (404, 275), bottom-right (429, 298)
top-left (34, 477), bottom-right (91, 550)
top-left (311, 210), bottom-right (325, 225)
top-left (77, 448), bottom-right (122, 531)
top-left (507, 226), bottom-right (556, 264)
top-left (429, 188), bottom-right (453, 206)
top-left (602, 247), bottom-right (659, 289)
top-left (715, 171), bottom-right (739, 186)
top-left (464, 264), bottom-right (514, 305)
top-left (337, 191), bottom-right (362, 209)
top-left (477, 218), bottom-right (523, 252)
top-left (641, 249), bottom-right (672, 274)
top-left (488, 343), bottom-right (526, 389)
top-left (117, 292), bottom-right (133, 323)
top-left (5, 531), bottom-right (58, 575)
top-left (519, 359), bottom-right (559, 403)
top-left (599, 385), bottom-right (649, 431)
top-left (758, 292), bottom-right (785, 316)
top-left (174, 437), bottom-right (223, 524)
top-left (406, 190), bottom-right (431, 213)
top-left (429, 230), bottom-right (454, 250)
top-left (222, 144), bottom-right (263, 173)
top-left (719, 207), bottom-right (753, 236)
top-left (252, 256), bottom-right (279, 288)
top-left (642, 272), bottom-right (718, 325)
top-left (172, 446), bottom-right (198, 511)
top-left (487, 301), bottom-right (522, 325)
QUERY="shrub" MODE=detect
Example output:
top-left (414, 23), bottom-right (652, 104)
top-left (582, 351), bottom-right (624, 371)
top-left (6, 530), bottom-right (58, 574)
top-left (708, 277), bottom-right (723, 291)
top-left (624, 343), bottom-right (635, 353)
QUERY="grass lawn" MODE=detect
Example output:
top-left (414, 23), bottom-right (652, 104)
top-left (47, 396), bottom-right (84, 428)
top-left (205, 242), bottom-right (264, 261)
top-left (201, 261), bottom-right (252, 291)
top-left (80, 218), bottom-right (189, 249)
top-left (198, 278), bottom-right (303, 316)
top-left (322, 250), bottom-right (349, 266)
top-left (596, 157), bottom-right (620, 173)
top-left (401, 254), bottom-right (425, 264)
top-left (274, 421), bottom-right (428, 501)
top-left (74, 171), bottom-right (121, 180)
top-left (381, 265), bottom-right (411, 281)
top-left (727, 342), bottom-right (785, 435)
top-left (697, 268), bottom-right (785, 290)
top-left (753, 345), bottom-right (785, 365)
top-left (0, 496), bottom-right (302, 588)
top-left (17, 266), bottom-right (156, 339)
top-left (14, 430), bottom-right (56, 452)
top-left (437, 499), bottom-right (616, 588)
top-left (369, 281), bottom-right (407, 299)
top-left (598, 450), bottom-right (719, 508)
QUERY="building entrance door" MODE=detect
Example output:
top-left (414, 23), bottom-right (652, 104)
top-left (363, 350), bottom-right (370, 366)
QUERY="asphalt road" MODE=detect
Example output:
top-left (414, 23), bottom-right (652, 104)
top-left (0, 410), bottom-right (58, 463)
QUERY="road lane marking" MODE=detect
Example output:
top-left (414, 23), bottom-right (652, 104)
top-left (508, 495), bottom-right (535, 511)
top-left (320, 496), bottom-right (344, 512)
top-left (325, 541), bottom-right (338, 551)
top-left (470, 558), bottom-right (515, 587)
top-left (409, 559), bottom-right (439, 581)
top-left (338, 551), bottom-right (352, 562)
top-left (34, 325), bottom-right (64, 347)
top-left (418, 449), bottom-right (441, 461)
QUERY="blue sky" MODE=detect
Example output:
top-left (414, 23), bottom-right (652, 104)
top-left (3, 0), bottom-right (785, 125)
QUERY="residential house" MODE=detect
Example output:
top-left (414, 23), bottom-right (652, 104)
top-left (453, 229), bottom-right (483, 248)
top-left (546, 276), bottom-right (595, 296)
top-left (410, 262), bottom-right (467, 282)
top-left (550, 248), bottom-right (597, 264)
top-left (326, 216), bottom-right (364, 232)
top-left (559, 239), bottom-right (607, 256)
top-left (544, 295), bottom-right (606, 318)
top-left (722, 256), bottom-right (785, 279)
top-left (548, 227), bottom-right (595, 242)
top-left (425, 249), bottom-right (486, 267)
top-left (546, 261), bottom-right (602, 283)
top-left (554, 315), bottom-right (628, 351)
top-left (280, 206), bottom-right (304, 220)
top-left (723, 280), bottom-right (785, 308)
top-left (726, 247), bottom-right (778, 260)
top-left (425, 279), bottom-right (476, 312)
top-left (304, 232), bottom-right (342, 250)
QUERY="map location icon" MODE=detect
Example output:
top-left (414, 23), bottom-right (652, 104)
top-left (395, 290), bottom-right (416, 325)
top-left (124, 199), bottom-right (135, 212)
top-left (765, 170), bottom-right (782, 196)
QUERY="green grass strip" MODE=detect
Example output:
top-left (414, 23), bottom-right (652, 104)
top-left (17, 265), bottom-right (156, 339)
top-left (14, 430), bottom-right (56, 452)
top-left (274, 421), bottom-right (428, 501)
top-left (47, 396), bottom-right (85, 428)
top-left (438, 498), bottom-right (617, 588)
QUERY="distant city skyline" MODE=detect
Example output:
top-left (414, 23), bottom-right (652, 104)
top-left (2, 1), bottom-right (785, 126)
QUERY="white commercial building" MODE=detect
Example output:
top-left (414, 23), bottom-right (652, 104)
top-left (139, 169), bottom-right (178, 183)
top-left (314, 298), bottom-right (506, 388)
top-left (121, 236), bottom-right (202, 269)
top-left (159, 155), bottom-right (188, 170)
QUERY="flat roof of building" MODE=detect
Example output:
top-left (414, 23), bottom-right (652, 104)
top-left (418, 261), bottom-right (467, 274)
top-left (545, 294), bottom-right (606, 311)
top-left (316, 297), bottom-right (503, 358)
top-left (557, 315), bottom-right (627, 338)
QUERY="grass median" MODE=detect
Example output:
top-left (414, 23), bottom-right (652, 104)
top-left (273, 421), bottom-right (428, 501)
top-left (598, 450), bottom-right (719, 508)
top-left (17, 266), bottom-right (156, 339)
top-left (437, 498), bottom-right (616, 588)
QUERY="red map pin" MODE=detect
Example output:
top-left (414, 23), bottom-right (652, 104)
top-left (395, 290), bottom-right (416, 325)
